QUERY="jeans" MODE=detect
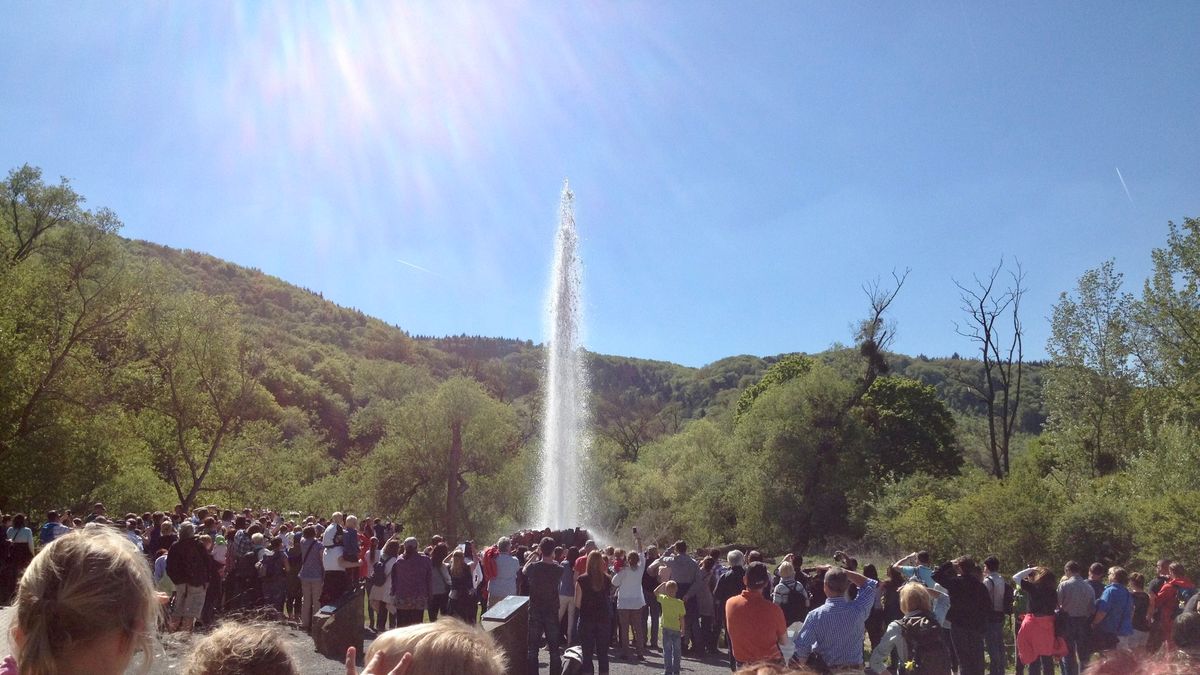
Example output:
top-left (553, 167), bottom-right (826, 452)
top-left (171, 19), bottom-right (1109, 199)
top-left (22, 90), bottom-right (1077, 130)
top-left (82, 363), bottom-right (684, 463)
top-left (643, 595), bottom-right (661, 647)
top-left (560, 595), bottom-right (576, 644)
top-left (300, 578), bottom-right (323, 630)
top-left (951, 625), bottom-right (986, 675)
top-left (675, 584), bottom-right (697, 650)
top-left (529, 608), bottom-right (562, 675)
top-left (985, 619), bottom-right (1007, 675)
top-left (662, 629), bottom-right (682, 675)
top-left (1060, 615), bottom-right (1089, 675)
top-left (579, 617), bottom-right (610, 674)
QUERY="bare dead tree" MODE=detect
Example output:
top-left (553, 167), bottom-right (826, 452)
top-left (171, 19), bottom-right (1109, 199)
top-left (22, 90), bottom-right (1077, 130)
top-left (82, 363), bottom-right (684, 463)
top-left (953, 258), bottom-right (1025, 477)
top-left (855, 268), bottom-right (911, 392)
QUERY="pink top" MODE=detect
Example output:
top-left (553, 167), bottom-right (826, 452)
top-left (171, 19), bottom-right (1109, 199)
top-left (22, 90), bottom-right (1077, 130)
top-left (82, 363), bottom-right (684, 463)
top-left (0, 655), bottom-right (18, 675)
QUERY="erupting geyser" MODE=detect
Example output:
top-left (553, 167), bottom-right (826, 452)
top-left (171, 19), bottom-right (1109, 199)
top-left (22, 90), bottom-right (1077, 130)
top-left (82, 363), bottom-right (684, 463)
top-left (536, 181), bottom-right (591, 529)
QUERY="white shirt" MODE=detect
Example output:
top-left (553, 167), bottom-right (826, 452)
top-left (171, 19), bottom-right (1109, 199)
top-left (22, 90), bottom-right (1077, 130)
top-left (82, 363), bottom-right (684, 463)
top-left (321, 524), bottom-right (344, 572)
top-left (614, 564), bottom-right (648, 610)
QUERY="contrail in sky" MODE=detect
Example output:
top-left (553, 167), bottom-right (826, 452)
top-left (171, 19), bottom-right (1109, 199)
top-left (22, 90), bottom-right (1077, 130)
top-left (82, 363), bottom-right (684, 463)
top-left (396, 258), bottom-right (439, 276)
top-left (1115, 166), bottom-right (1135, 206)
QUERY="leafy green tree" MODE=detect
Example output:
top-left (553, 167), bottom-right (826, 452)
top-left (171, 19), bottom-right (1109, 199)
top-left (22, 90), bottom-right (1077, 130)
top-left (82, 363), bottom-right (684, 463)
top-left (733, 354), bottom-right (814, 424)
top-left (735, 364), bottom-right (870, 551)
top-left (365, 377), bottom-right (518, 541)
top-left (132, 292), bottom-right (273, 509)
top-left (0, 165), bottom-right (83, 263)
top-left (1045, 260), bottom-right (1139, 476)
top-left (1138, 217), bottom-right (1200, 418)
top-left (0, 167), bottom-right (145, 509)
top-left (861, 376), bottom-right (962, 478)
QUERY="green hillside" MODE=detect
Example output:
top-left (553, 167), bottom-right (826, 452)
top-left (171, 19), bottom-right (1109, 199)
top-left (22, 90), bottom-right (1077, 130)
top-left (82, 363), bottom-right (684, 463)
top-left (5, 165), bottom-right (1198, 574)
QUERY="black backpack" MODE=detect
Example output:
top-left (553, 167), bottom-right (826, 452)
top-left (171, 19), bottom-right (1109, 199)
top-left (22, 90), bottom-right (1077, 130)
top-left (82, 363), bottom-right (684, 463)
top-left (1002, 581), bottom-right (1015, 615)
top-left (371, 556), bottom-right (390, 587)
top-left (775, 579), bottom-right (809, 624)
top-left (900, 613), bottom-right (952, 675)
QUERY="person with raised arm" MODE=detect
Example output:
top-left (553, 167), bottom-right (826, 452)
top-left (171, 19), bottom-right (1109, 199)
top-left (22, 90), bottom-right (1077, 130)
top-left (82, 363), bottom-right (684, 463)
top-left (791, 564), bottom-right (878, 672)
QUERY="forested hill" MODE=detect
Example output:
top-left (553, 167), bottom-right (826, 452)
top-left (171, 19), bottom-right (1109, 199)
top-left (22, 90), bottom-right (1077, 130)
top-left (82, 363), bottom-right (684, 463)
top-left (6, 165), bottom-right (1197, 577)
top-left (134, 238), bottom-right (1047, 454)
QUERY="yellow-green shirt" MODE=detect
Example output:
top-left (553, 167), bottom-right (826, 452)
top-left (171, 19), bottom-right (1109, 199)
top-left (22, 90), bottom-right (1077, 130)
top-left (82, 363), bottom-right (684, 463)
top-left (658, 593), bottom-right (686, 632)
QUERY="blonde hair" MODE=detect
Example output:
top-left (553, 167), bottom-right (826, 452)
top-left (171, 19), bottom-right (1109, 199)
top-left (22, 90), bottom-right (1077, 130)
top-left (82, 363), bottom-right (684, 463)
top-left (12, 527), bottom-right (159, 675)
top-left (181, 622), bottom-right (299, 675)
top-left (448, 550), bottom-right (466, 577)
top-left (366, 617), bottom-right (506, 675)
top-left (778, 561), bottom-right (795, 579)
top-left (899, 581), bottom-right (932, 614)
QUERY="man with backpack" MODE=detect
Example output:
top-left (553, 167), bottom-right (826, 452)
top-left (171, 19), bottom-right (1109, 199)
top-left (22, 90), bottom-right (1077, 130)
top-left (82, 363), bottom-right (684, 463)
top-left (982, 556), bottom-right (1012, 675)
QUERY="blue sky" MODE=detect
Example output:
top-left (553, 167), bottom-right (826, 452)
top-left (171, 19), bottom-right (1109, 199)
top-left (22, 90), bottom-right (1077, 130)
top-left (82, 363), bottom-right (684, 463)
top-left (3, 2), bottom-right (1198, 367)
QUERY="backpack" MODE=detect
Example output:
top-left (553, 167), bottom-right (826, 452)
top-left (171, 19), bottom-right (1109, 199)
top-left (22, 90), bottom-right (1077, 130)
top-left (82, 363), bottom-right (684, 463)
top-left (235, 550), bottom-right (259, 580)
top-left (371, 556), bottom-right (390, 587)
top-left (774, 579), bottom-right (809, 624)
top-left (985, 574), bottom-right (1015, 616)
top-left (38, 522), bottom-right (58, 545)
top-left (258, 551), bottom-right (284, 580)
top-left (900, 613), bottom-right (952, 675)
top-left (1174, 584), bottom-right (1197, 618)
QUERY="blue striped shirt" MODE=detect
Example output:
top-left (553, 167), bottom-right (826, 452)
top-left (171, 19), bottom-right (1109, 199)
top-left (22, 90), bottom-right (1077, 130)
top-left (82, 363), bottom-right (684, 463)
top-left (793, 577), bottom-right (878, 667)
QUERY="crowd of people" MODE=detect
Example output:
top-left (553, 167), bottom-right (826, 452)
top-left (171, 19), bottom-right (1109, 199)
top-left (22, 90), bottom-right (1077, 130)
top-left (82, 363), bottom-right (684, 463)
top-left (2, 505), bottom-right (1199, 675)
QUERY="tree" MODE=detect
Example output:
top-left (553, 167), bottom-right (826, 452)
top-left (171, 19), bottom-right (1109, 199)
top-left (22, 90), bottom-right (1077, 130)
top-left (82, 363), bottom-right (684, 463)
top-left (954, 259), bottom-right (1026, 477)
top-left (1045, 260), bottom-right (1138, 476)
top-left (735, 364), bottom-right (869, 550)
top-left (855, 269), bottom-right (910, 390)
top-left (0, 165), bottom-right (83, 263)
top-left (1137, 217), bottom-right (1200, 419)
top-left (861, 376), bottom-right (962, 478)
top-left (366, 377), bottom-right (518, 541)
top-left (734, 355), bottom-right (814, 424)
top-left (0, 169), bottom-right (145, 509)
top-left (133, 292), bottom-right (271, 510)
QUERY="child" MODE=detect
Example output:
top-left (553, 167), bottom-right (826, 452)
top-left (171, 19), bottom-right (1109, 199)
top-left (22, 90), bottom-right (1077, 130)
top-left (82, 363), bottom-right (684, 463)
top-left (655, 580), bottom-right (686, 675)
top-left (3, 527), bottom-right (160, 675)
top-left (343, 515), bottom-right (361, 580)
top-left (182, 622), bottom-right (299, 675)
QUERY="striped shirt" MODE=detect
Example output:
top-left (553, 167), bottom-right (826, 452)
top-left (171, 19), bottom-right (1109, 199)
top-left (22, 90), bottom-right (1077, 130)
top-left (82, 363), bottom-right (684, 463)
top-left (793, 578), bottom-right (878, 667)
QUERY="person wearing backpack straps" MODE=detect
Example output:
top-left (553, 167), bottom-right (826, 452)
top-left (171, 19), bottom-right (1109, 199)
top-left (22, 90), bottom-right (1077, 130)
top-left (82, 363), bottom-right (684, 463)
top-left (982, 556), bottom-right (1010, 675)
top-left (297, 525), bottom-right (324, 632)
top-left (771, 560), bottom-right (809, 627)
top-left (369, 538), bottom-right (402, 632)
top-left (868, 581), bottom-right (951, 675)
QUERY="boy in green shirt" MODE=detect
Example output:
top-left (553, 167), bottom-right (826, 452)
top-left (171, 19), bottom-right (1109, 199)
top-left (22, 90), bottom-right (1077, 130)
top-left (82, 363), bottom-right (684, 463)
top-left (656, 580), bottom-right (686, 675)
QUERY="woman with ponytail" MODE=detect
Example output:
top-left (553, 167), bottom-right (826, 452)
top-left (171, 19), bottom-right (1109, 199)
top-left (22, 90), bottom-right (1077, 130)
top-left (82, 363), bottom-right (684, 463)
top-left (3, 526), bottom-right (160, 675)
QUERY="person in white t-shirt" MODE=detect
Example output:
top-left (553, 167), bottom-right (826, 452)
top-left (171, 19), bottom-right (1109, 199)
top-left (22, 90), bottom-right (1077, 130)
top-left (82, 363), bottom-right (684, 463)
top-left (320, 512), bottom-right (349, 603)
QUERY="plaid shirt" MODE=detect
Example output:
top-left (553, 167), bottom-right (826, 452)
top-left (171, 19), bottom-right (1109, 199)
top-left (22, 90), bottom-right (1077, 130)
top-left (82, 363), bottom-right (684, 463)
top-left (793, 578), bottom-right (878, 667)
